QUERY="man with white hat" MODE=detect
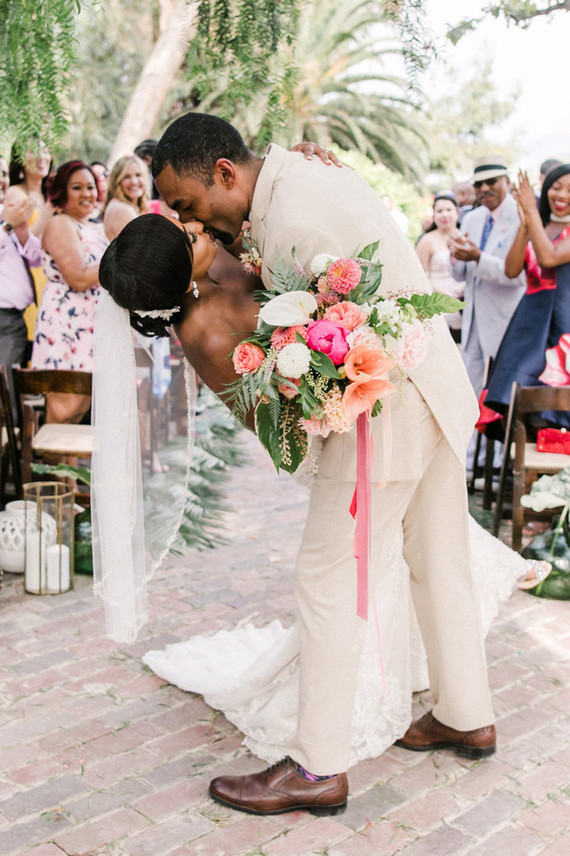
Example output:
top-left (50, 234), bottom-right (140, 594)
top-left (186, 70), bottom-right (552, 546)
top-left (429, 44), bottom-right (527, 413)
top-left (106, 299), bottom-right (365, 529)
top-left (449, 156), bottom-right (526, 470)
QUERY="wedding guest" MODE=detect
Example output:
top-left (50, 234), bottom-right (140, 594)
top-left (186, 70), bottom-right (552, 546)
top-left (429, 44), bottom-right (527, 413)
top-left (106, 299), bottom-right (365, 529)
top-left (89, 161), bottom-right (109, 221)
top-left (485, 165), bottom-right (570, 427)
top-left (449, 156), bottom-right (526, 469)
top-left (416, 192), bottom-right (464, 342)
top-left (538, 158), bottom-right (562, 191)
top-left (150, 113), bottom-right (497, 815)
top-left (0, 193), bottom-right (40, 412)
top-left (5, 141), bottom-right (55, 339)
top-left (452, 180), bottom-right (477, 223)
top-left (102, 154), bottom-right (152, 241)
top-left (31, 161), bottom-right (107, 423)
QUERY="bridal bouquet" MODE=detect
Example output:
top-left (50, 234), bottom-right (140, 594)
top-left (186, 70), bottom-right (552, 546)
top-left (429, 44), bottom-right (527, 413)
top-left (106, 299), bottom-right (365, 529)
top-left (228, 242), bottom-right (462, 473)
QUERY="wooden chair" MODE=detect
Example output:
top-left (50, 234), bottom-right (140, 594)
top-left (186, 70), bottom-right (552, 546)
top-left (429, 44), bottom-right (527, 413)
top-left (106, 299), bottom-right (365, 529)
top-left (12, 368), bottom-right (93, 485)
top-left (0, 365), bottom-right (23, 506)
top-left (492, 382), bottom-right (570, 551)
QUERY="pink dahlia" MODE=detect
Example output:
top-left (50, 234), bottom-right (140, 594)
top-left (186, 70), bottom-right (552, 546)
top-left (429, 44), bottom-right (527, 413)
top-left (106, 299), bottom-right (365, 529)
top-left (326, 258), bottom-right (362, 295)
top-left (270, 325), bottom-right (308, 350)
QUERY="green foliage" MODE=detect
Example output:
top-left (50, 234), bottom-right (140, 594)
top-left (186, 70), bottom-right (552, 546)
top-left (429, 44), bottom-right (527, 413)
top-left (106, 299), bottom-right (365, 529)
top-left (31, 462), bottom-right (91, 486)
top-left (61, 0), bottom-right (155, 161)
top-left (0, 0), bottom-right (81, 152)
top-left (181, 0), bottom-right (428, 179)
top-left (144, 393), bottom-right (249, 553)
top-left (404, 293), bottom-right (465, 318)
top-left (446, 1), bottom-right (570, 44)
top-left (420, 56), bottom-right (519, 187)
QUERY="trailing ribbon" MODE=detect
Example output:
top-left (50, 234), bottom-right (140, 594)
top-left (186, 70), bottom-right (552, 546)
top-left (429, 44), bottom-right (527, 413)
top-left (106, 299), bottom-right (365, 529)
top-left (350, 411), bottom-right (373, 620)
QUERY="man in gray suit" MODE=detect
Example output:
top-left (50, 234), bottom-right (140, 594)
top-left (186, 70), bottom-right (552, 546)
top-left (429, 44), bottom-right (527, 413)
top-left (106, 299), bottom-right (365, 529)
top-left (449, 157), bottom-right (526, 468)
top-left (153, 114), bottom-right (496, 816)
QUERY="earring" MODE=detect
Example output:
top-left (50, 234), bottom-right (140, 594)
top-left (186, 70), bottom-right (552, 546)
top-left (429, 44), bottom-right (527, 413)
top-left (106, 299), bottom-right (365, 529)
top-left (192, 281), bottom-right (199, 299)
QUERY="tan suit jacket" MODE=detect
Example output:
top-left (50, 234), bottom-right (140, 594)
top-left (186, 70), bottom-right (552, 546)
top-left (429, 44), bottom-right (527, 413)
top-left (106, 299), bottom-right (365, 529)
top-left (250, 144), bottom-right (479, 481)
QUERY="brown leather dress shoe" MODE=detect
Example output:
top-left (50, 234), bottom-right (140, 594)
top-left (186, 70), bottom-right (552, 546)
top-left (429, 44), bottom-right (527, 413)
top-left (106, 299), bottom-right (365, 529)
top-left (395, 711), bottom-right (496, 759)
top-left (209, 756), bottom-right (348, 815)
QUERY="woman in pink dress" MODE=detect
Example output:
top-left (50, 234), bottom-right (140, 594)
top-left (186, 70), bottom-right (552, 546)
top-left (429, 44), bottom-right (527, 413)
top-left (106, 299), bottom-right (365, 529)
top-left (416, 192), bottom-right (465, 342)
top-left (31, 161), bottom-right (108, 423)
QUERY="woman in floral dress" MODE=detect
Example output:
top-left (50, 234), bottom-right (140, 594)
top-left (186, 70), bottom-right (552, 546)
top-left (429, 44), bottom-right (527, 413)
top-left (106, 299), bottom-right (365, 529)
top-left (31, 160), bottom-right (108, 423)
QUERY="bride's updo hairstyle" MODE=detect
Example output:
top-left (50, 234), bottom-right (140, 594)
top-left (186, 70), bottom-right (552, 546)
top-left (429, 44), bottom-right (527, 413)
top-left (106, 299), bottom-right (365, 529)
top-left (99, 214), bottom-right (192, 338)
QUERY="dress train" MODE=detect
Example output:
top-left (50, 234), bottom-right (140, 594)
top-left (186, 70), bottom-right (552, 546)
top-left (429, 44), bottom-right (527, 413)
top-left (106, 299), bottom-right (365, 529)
top-left (143, 516), bottom-right (537, 767)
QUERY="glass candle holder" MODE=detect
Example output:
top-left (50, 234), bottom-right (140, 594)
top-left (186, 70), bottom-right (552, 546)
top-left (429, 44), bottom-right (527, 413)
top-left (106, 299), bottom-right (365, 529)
top-left (24, 482), bottom-right (74, 595)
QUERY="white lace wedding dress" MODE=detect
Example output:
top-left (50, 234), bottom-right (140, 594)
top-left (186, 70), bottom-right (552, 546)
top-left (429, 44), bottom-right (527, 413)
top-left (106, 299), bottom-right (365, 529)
top-left (143, 516), bottom-right (536, 767)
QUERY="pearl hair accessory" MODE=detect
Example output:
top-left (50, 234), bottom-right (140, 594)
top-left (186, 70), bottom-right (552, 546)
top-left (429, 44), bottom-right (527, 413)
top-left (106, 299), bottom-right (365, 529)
top-left (134, 306), bottom-right (180, 320)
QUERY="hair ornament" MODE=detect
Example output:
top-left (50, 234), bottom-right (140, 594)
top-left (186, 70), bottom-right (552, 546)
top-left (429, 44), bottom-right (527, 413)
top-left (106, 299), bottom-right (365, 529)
top-left (133, 306), bottom-right (180, 320)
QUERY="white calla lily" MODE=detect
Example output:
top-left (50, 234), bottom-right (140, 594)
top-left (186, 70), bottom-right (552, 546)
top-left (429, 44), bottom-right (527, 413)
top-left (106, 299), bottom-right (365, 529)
top-left (258, 291), bottom-right (318, 327)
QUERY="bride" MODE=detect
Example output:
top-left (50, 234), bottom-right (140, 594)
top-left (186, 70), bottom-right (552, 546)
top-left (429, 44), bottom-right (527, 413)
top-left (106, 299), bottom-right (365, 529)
top-left (94, 211), bottom-right (549, 769)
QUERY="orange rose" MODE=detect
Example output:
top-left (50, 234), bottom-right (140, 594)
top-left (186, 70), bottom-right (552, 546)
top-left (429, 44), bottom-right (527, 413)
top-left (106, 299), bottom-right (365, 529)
top-left (344, 345), bottom-right (395, 382)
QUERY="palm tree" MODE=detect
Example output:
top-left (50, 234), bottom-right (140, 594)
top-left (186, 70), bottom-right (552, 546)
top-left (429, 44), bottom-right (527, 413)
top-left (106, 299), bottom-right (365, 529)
top-left (176, 0), bottom-right (427, 180)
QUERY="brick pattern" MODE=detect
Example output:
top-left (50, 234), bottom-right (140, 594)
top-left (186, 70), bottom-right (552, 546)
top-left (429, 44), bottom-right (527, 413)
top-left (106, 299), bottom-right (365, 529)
top-left (0, 429), bottom-right (568, 855)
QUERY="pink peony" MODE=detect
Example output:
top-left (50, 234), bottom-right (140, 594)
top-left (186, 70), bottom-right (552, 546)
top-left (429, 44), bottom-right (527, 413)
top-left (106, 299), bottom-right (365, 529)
top-left (306, 319), bottom-right (349, 365)
top-left (270, 325), bottom-right (308, 350)
top-left (232, 342), bottom-right (265, 375)
top-left (387, 323), bottom-right (429, 372)
top-left (326, 258), bottom-right (362, 294)
top-left (324, 301), bottom-right (364, 331)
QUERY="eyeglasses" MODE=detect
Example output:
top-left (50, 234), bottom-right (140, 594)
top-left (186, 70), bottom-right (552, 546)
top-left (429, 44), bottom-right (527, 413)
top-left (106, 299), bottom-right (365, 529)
top-left (473, 177), bottom-right (498, 189)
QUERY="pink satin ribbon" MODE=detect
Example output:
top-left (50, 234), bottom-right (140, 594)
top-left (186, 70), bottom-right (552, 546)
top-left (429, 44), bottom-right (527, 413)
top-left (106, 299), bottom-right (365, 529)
top-left (350, 411), bottom-right (372, 620)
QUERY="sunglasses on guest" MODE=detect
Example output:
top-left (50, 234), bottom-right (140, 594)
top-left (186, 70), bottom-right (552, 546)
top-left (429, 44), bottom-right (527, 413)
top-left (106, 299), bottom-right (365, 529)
top-left (473, 177), bottom-right (499, 189)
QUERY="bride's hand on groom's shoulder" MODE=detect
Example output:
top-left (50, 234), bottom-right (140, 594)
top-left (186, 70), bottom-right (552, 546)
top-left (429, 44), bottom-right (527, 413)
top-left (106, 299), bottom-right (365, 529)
top-left (290, 142), bottom-right (343, 168)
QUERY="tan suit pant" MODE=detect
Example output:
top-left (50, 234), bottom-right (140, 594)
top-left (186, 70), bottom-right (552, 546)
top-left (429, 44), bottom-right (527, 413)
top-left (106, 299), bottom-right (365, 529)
top-left (288, 390), bottom-right (495, 774)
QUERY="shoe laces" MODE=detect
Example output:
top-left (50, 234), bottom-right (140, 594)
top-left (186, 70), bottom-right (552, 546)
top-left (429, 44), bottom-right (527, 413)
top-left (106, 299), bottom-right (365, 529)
top-left (266, 756), bottom-right (293, 775)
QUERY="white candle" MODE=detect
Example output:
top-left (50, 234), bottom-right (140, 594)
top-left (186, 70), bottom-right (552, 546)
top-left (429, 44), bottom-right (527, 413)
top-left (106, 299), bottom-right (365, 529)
top-left (25, 531), bottom-right (43, 594)
top-left (46, 544), bottom-right (70, 592)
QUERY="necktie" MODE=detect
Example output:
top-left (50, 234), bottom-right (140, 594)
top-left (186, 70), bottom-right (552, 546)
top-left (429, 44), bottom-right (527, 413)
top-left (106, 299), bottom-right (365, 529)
top-left (479, 212), bottom-right (494, 251)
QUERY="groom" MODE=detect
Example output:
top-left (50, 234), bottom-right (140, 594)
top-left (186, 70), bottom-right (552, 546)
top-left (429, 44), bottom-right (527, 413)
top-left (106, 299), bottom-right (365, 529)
top-left (153, 113), bottom-right (496, 815)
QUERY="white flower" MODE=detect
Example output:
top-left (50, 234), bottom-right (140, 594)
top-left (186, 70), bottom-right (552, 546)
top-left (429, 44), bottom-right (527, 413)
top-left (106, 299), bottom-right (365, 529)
top-left (375, 298), bottom-right (402, 327)
top-left (310, 254), bottom-right (338, 277)
top-left (276, 342), bottom-right (312, 379)
top-left (258, 291), bottom-right (318, 327)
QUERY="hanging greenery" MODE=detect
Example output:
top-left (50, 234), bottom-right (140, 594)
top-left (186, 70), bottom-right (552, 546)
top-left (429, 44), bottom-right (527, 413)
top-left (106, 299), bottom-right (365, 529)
top-left (0, 0), bottom-right (81, 152)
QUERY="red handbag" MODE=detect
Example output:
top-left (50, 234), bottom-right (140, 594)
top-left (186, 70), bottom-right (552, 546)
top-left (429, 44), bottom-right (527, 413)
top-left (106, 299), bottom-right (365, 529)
top-left (536, 427), bottom-right (570, 455)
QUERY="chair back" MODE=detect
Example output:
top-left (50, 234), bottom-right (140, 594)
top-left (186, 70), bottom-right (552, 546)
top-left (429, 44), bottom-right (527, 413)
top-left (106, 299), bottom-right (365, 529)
top-left (11, 368), bottom-right (93, 484)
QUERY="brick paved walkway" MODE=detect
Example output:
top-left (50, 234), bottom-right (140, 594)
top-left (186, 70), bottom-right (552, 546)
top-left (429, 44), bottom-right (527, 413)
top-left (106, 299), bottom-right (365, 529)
top-left (1, 429), bottom-right (569, 855)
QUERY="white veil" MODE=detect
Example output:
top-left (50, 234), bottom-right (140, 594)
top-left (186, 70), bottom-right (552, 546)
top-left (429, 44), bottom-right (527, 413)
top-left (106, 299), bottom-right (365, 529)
top-left (92, 290), bottom-right (197, 643)
top-left (92, 290), bottom-right (148, 643)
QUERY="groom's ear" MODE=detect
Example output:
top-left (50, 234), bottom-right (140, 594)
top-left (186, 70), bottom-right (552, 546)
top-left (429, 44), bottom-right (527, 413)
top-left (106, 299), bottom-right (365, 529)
top-left (213, 158), bottom-right (237, 190)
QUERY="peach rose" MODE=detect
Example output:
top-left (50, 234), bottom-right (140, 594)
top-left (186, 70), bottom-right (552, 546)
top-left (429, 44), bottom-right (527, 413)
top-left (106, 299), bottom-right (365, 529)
top-left (324, 301), bottom-right (365, 331)
top-left (344, 345), bottom-right (395, 382)
top-left (232, 342), bottom-right (265, 375)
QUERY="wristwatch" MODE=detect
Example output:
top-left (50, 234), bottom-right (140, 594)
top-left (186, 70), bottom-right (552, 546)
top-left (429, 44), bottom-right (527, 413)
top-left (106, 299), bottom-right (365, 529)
top-left (1, 221), bottom-right (14, 234)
